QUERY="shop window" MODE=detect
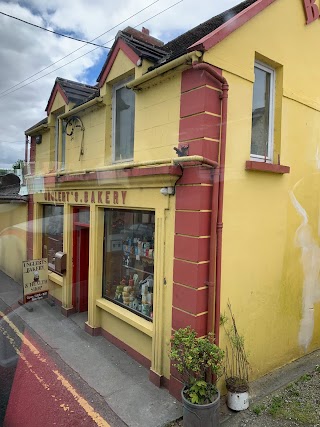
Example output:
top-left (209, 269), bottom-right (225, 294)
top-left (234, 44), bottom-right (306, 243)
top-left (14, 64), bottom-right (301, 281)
top-left (112, 79), bottom-right (135, 162)
top-left (250, 62), bottom-right (275, 162)
top-left (102, 209), bottom-right (155, 321)
top-left (42, 205), bottom-right (64, 272)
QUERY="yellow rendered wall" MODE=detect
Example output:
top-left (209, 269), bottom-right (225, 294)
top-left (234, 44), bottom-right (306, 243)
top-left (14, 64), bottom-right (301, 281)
top-left (0, 204), bottom-right (27, 284)
top-left (203, 0), bottom-right (320, 379)
top-left (134, 72), bottom-right (181, 162)
top-left (35, 131), bottom-right (53, 174)
top-left (100, 310), bottom-right (152, 361)
top-left (64, 105), bottom-right (106, 171)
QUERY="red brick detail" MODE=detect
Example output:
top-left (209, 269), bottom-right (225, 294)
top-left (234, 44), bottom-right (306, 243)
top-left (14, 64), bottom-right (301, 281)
top-left (179, 113), bottom-right (221, 141)
top-left (175, 211), bottom-right (211, 236)
top-left (173, 284), bottom-right (207, 314)
top-left (172, 308), bottom-right (207, 337)
top-left (98, 39), bottom-right (140, 87)
top-left (188, 0), bottom-right (277, 52)
top-left (173, 259), bottom-right (209, 289)
top-left (100, 328), bottom-right (151, 369)
top-left (181, 67), bottom-right (223, 93)
top-left (175, 185), bottom-right (212, 211)
top-left (180, 86), bottom-right (221, 117)
top-left (178, 139), bottom-right (220, 163)
top-left (169, 375), bottom-right (183, 401)
top-left (177, 165), bottom-right (213, 185)
top-left (174, 235), bottom-right (210, 262)
top-left (245, 161), bottom-right (290, 174)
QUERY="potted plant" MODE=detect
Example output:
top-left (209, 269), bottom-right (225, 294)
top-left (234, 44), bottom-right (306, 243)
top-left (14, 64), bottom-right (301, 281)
top-left (222, 302), bottom-right (250, 411)
top-left (169, 326), bottom-right (224, 426)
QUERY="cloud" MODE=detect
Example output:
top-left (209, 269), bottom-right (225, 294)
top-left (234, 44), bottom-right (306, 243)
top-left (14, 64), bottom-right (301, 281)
top-left (0, 0), bottom-right (240, 168)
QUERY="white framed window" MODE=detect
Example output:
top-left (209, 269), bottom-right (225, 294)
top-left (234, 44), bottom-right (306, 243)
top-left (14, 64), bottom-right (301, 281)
top-left (112, 78), bottom-right (135, 163)
top-left (250, 62), bottom-right (275, 162)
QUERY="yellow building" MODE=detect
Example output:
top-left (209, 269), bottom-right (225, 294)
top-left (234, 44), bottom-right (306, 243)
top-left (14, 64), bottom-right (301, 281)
top-left (25, 0), bottom-right (320, 398)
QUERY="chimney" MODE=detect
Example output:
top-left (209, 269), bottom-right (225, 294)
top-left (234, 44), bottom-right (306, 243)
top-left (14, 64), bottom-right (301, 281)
top-left (142, 27), bottom-right (150, 35)
top-left (122, 26), bottom-right (164, 47)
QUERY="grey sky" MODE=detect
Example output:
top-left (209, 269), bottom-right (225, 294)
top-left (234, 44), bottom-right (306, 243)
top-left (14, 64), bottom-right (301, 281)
top-left (0, 0), bottom-right (241, 168)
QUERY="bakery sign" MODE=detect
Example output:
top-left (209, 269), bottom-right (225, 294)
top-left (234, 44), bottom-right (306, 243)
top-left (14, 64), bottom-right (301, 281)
top-left (303, 0), bottom-right (320, 24)
top-left (22, 258), bottom-right (49, 303)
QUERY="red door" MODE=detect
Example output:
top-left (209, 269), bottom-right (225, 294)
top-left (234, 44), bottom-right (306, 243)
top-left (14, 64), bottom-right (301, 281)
top-left (72, 208), bottom-right (90, 312)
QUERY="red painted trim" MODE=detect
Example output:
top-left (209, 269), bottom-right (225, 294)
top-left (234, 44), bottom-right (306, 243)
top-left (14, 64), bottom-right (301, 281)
top-left (100, 328), bottom-right (151, 369)
top-left (56, 165), bottom-right (182, 183)
top-left (172, 308), bottom-right (207, 338)
top-left (180, 86), bottom-right (221, 117)
top-left (84, 324), bottom-right (102, 337)
top-left (173, 259), bottom-right (209, 289)
top-left (149, 369), bottom-right (163, 388)
top-left (179, 113), bottom-right (221, 141)
top-left (98, 39), bottom-right (140, 87)
top-left (176, 165), bottom-right (213, 185)
top-left (175, 186), bottom-right (212, 210)
top-left (173, 284), bottom-right (207, 315)
top-left (169, 375), bottom-right (183, 401)
top-left (61, 306), bottom-right (76, 317)
top-left (245, 160), bottom-right (290, 174)
top-left (181, 67), bottom-right (222, 93)
top-left (175, 211), bottom-right (211, 237)
top-left (174, 235), bottom-right (210, 263)
top-left (188, 0), bottom-right (278, 52)
top-left (46, 83), bottom-right (68, 115)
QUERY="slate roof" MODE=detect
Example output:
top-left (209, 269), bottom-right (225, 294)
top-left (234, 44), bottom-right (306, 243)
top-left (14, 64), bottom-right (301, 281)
top-left (56, 78), bottom-right (99, 106)
top-left (25, 117), bottom-right (48, 134)
top-left (121, 31), bottom-right (169, 63)
top-left (160, 0), bottom-right (258, 63)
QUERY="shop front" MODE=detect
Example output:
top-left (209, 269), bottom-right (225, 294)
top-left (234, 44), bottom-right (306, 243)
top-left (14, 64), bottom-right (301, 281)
top-left (30, 169), bottom-right (180, 386)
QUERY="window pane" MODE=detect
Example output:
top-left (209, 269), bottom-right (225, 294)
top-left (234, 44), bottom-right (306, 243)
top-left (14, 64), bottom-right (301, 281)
top-left (42, 205), bottom-right (64, 271)
top-left (251, 66), bottom-right (271, 157)
top-left (115, 86), bottom-right (135, 161)
top-left (102, 209), bottom-right (155, 321)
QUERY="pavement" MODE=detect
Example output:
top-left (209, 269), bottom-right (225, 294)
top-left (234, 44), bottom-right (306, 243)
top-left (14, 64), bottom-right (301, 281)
top-left (2, 269), bottom-right (320, 427)
top-left (0, 270), bottom-right (182, 427)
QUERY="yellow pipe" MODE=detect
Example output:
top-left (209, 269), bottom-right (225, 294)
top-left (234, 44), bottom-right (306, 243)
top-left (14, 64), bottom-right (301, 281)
top-left (25, 124), bottom-right (49, 136)
top-left (42, 155), bottom-right (218, 177)
top-left (126, 51), bottom-right (203, 90)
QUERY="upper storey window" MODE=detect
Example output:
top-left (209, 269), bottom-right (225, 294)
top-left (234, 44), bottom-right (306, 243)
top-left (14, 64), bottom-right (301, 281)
top-left (250, 62), bottom-right (275, 162)
top-left (112, 79), bottom-right (135, 162)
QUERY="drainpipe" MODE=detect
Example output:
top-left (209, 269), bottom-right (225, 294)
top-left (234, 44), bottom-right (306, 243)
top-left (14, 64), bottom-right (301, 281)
top-left (25, 135), bottom-right (29, 164)
top-left (192, 62), bottom-right (229, 345)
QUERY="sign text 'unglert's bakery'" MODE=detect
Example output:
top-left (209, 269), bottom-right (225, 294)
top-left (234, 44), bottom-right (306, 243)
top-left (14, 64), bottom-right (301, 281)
top-left (303, 0), bottom-right (320, 24)
top-left (44, 190), bottom-right (127, 205)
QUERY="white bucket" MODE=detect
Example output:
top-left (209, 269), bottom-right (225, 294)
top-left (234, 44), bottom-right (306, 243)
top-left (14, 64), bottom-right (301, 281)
top-left (227, 390), bottom-right (249, 411)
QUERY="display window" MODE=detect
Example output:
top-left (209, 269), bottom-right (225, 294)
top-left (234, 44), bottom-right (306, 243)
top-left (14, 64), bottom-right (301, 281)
top-left (42, 204), bottom-right (64, 272)
top-left (102, 208), bottom-right (155, 321)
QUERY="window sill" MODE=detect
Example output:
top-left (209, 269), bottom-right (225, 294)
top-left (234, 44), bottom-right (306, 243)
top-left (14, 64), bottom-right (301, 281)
top-left (96, 298), bottom-right (153, 337)
top-left (48, 271), bottom-right (63, 286)
top-left (245, 161), bottom-right (290, 174)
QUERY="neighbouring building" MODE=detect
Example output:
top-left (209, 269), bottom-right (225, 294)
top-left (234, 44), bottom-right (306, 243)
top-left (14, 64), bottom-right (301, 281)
top-left (25, 0), bottom-right (320, 399)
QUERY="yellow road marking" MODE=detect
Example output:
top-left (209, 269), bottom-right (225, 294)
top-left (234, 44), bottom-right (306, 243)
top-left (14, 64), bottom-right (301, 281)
top-left (0, 311), bottom-right (111, 427)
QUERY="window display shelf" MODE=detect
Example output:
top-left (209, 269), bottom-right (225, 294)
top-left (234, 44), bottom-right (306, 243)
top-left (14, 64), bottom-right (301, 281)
top-left (122, 265), bottom-right (154, 276)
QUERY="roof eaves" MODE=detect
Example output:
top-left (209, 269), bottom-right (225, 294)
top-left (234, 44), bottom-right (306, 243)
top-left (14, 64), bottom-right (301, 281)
top-left (188, 0), bottom-right (277, 52)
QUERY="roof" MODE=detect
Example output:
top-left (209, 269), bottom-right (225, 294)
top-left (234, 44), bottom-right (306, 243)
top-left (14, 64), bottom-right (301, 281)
top-left (25, 117), bottom-right (48, 134)
top-left (161, 0), bottom-right (258, 63)
top-left (55, 78), bottom-right (99, 106)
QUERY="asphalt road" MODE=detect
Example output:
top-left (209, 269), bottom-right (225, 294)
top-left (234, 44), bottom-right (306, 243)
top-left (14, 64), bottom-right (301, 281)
top-left (0, 299), bottom-right (127, 427)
